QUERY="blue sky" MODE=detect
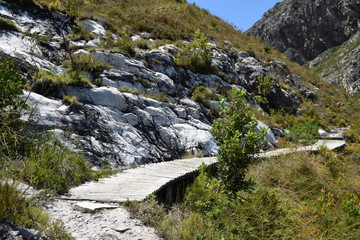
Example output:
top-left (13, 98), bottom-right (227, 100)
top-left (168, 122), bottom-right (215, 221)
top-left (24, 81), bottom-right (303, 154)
top-left (187, 0), bottom-right (281, 31)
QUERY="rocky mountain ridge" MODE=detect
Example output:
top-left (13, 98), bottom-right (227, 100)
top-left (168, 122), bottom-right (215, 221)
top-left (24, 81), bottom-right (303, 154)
top-left (0, 0), bottom-right (318, 168)
top-left (247, 0), bottom-right (359, 93)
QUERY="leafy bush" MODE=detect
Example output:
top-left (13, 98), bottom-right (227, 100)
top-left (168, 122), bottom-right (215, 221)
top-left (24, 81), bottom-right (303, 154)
top-left (211, 88), bottom-right (265, 194)
top-left (0, 181), bottom-right (73, 239)
top-left (119, 86), bottom-right (171, 103)
top-left (0, 58), bottom-right (31, 161)
top-left (146, 92), bottom-right (171, 103)
top-left (257, 74), bottom-right (272, 97)
top-left (285, 120), bottom-right (319, 144)
top-left (191, 86), bottom-right (214, 107)
top-left (175, 30), bottom-right (214, 74)
top-left (0, 58), bottom-right (28, 114)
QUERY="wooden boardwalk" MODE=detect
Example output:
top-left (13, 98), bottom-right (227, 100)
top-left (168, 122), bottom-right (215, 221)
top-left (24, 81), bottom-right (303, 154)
top-left (63, 139), bottom-right (346, 203)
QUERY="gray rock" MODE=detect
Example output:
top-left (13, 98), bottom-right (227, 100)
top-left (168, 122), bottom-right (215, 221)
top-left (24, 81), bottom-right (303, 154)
top-left (257, 122), bottom-right (278, 148)
top-left (0, 32), bottom-right (63, 74)
top-left (86, 38), bottom-right (102, 47)
top-left (140, 32), bottom-right (151, 39)
top-left (131, 35), bottom-right (141, 42)
top-left (310, 31), bottom-right (360, 94)
top-left (268, 83), bottom-right (301, 113)
top-left (247, 0), bottom-right (360, 64)
top-left (155, 72), bottom-right (176, 95)
top-left (21, 89), bottom-right (218, 168)
top-left (16, 228), bottom-right (42, 240)
top-left (80, 19), bottom-right (106, 36)
top-left (123, 113), bottom-right (140, 126)
top-left (111, 224), bottom-right (131, 233)
top-left (73, 202), bottom-right (118, 213)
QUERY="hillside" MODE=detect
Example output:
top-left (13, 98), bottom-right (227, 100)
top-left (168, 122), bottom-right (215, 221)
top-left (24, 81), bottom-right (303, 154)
top-left (0, 0), bottom-right (359, 239)
top-left (0, 0), bottom-right (338, 168)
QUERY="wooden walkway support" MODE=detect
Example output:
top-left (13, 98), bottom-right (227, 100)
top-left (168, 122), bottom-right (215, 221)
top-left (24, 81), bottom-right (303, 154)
top-left (62, 139), bottom-right (346, 203)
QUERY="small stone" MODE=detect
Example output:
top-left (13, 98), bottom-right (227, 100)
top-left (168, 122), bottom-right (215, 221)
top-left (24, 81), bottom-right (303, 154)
top-left (111, 224), bottom-right (131, 233)
top-left (73, 202), bottom-right (118, 213)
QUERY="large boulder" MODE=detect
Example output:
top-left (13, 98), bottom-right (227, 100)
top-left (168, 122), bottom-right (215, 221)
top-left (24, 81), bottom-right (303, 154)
top-left (22, 89), bottom-right (218, 168)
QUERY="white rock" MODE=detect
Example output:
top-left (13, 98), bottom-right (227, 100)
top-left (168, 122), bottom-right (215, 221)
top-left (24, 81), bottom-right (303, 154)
top-left (131, 35), bottom-right (141, 42)
top-left (86, 38), bottom-right (101, 47)
top-left (173, 124), bottom-right (218, 155)
top-left (81, 19), bottom-right (106, 36)
top-left (0, 32), bottom-right (63, 74)
top-left (140, 32), bottom-right (151, 39)
top-left (63, 86), bottom-right (128, 111)
top-left (318, 129), bottom-right (328, 137)
top-left (73, 202), bottom-right (118, 213)
top-left (257, 122), bottom-right (278, 148)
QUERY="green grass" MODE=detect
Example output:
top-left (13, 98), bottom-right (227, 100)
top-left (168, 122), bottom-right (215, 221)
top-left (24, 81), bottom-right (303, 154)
top-left (128, 147), bottom-right (360, 240)
top-left (36, 69), bottom-right (93, 87)
top-left (18, 140), bottom-right (94, 194)
top-left (63, 95), bottom-right (79, 105)
top-left (0, 17), bottom-right (19, 32)
top-left (191, 86), bottom-right (215, 108)
top-left (119, 86), bottom-right (171, 103)
top-left (0, 180), bottom-right (73, 239)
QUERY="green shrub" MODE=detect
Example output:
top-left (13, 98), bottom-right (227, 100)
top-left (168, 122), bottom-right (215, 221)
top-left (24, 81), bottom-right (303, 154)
top-left (0, 58), bottom-right (31, 161)
top-left (36, 69), bottom-right (93, 88)
top-left (285, 120), bottom-right (319, 144)
top-left (191, 86), bottom-right (214, 108)
top-left (211, 88), bottom-right (265, 195)
top-left (257, 74), bottom-right (272, 97)
top-left (118, 86), bottom-right (171, 103)
top-left (175, 29), bottom-right (214, 74)
top-left (135, 39), bottom-right (150, 49)
top-left (145, 92), bottom-right (171, 103)
top-left (72, 52), bottom-right (110, 78)
top-left (118, 86), bottom-right (141, 95)
top-left (20, 140), bottom-right (93, 194)
top-left (62, 95), bottom-right (79, 105)
top-left (263, 45), bottom-right (272, 54)
top-left (0, 58), bottom-right (28, 113)
top-left (101, 32), bottom-right (135, 57)
top-left (0, 180), bottom-right (74, 239)
top-left (0, 17), bottom-right (19, 32)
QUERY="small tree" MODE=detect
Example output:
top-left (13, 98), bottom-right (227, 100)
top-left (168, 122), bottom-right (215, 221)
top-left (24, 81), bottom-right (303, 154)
top-left (176, 29), bottom-right (213, 74)
top-left (0, 58), bottom-right (29, 160)
top-left (211, 88), bottom-right (265, 195)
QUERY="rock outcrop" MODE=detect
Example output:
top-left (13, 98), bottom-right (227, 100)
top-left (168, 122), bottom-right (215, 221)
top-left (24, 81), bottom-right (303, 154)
top-left (309, 31), bottom-right (360, 94)
top-left (247, 0), bottom-right (360, 64)
top-left (247, 0), bottom-right (360, 94)
top-left (1, 0), bottom-right (312, 168)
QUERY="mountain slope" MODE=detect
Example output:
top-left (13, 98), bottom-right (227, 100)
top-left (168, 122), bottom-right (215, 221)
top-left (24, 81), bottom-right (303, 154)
top-left (247, 0), bottom-right (360, 64)
top-left (309, 31), bottom-right (360, 94)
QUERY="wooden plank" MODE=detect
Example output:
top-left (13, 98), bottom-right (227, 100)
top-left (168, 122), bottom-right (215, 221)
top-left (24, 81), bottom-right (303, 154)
top-left (63, 140), bottom-right (345, 203)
